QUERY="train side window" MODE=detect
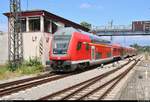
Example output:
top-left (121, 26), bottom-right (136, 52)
top-left (96, 52), bottom-right (102, 59)
top-left (114, 48), bottom-right (117, 52)
top-left (77, 42), bottom-right (82, 50)
top-left (86, 43), bottom-right (90, 51)
top-left (107, 52), bottom-right (111, 57)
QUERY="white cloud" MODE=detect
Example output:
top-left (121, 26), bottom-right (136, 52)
top-left (80, 3), bottom-right (103, 10)
top-left (80, 3), bottom-right (92, 9)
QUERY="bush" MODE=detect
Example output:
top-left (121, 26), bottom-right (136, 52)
top-left (5, 62), bottom-right (16, 72)
top-left (25, 57), bottom-right (42, 67)
top-left (0, 58), bottom-right (44, 80)
top-left (19, 57), bottom-right (44, 75)
top-left (6, 57), bottom-right (44, 74)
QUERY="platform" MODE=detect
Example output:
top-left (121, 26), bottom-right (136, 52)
top-left (117, 55), bottom-right (150, 100)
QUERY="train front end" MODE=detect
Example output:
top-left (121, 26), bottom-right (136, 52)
top-left (49, 28), bottom-right (76, 72)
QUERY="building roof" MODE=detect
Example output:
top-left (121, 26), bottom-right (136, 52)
top-left (3, 10), bottom-right (90, 32)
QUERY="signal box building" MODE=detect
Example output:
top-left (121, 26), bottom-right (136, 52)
top-left (4, 10), bottom-right (89, 65)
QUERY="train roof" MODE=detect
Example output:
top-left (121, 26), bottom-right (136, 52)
top-left (112, 44), bottom-right (122, 47)
top-left (54, 27), bottom-right (78, 36)
top-left (80, 30), bottom-right (111, 44)
top-left (121, 46), bottom-right (136, 50)
top-left (54, 27), bottom-right (111, 44)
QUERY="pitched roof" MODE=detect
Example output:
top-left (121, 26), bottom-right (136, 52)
top-left (3, 10), bottom-right (90, 32)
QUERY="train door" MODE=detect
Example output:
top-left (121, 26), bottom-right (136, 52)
top-left (91, 46), bottom-right (95, 60)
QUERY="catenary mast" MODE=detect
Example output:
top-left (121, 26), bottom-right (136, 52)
top-left (9, 0), bottom-right (23, 70)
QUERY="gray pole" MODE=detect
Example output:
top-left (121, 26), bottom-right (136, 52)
top-left (110, 20), bottom-right (113, 57)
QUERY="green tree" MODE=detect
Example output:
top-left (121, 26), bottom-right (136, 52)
top-left (130, 43), bottom-right (150, 53)
top-left (80, 21), bottom-right (92, 29)
top-left (130, 43), bottom-right (139, 49)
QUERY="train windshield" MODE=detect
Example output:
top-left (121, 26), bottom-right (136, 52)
top-left (53, 35), bottom-right (71, 55)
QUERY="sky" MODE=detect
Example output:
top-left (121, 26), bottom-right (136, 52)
top-left (0, 0), bottom-right (150, 46)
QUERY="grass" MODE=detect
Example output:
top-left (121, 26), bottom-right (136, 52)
top-left (18, 64), bottom-right (44, 75)
top-left (0, 66), bottom-right (20, 80)
top-left (0, 58), bottom-right (45, 80)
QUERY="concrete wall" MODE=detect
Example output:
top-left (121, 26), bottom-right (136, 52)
top-left (0, 31), bottom-right (52, 66)
top-left (0, 32), bottom-right (8, 65)
top-left (23, 32), bottom-right (52, 65)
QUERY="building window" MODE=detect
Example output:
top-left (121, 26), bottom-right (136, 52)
top-left (44, 18), bottom-right (52, 33)
top-left (29, 17), bottom-right (40, 32)
top-left (20, 18), bottom-right (26, 32)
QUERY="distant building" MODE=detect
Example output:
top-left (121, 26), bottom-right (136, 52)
top-left (3, 10), bottom-right (89, 65)
top-left (132, 21), bottom-right (150, 32)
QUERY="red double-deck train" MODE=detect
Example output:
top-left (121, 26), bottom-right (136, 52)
top-left (49, 27), bottom-right (137, 72)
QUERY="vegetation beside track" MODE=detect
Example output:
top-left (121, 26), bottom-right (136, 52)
top-left (0, 58), bottom-right (45, 80)
top-left (130, 43), bottom-right (150, 53)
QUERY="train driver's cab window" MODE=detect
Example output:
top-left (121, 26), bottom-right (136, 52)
top-left (29, 17), bottom-right (40, 32)
top-left (77, 42), bottom-right (82, 50)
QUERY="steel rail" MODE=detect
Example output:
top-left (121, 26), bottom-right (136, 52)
top-left (0, 73), bottom-right (74, 97)
top-left (62, 59), bottom-right (138, 100)
top-left (62, 57), bottom-right (141, 100)
top-left (0, 73), bottom-right (55, 89)
top-left (0, 63), bottom-right (105, 97)
top-left (78, 57), bottom-right (141, 100)
top-left (0, 56), bottom-right (138, 98)
top-left (39, 58), bottom-right (133, 100)
top-left (98, 58), bottom-right (140, 100)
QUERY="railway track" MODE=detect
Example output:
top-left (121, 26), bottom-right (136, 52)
top-left (39, 56), bottom-right (141, 100)
top-left (0, 60), bottom-right (117, 97)
top-left (0, 62), bottom-right (105, 97)
top-left (0, 59), bottom-right (118, 92)
top-left (0, 56), bottom-right (138, 98)
top-left (0, 73), bottom-right (55, 89)
top-left (0, 72), bottom-right (77, 97)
